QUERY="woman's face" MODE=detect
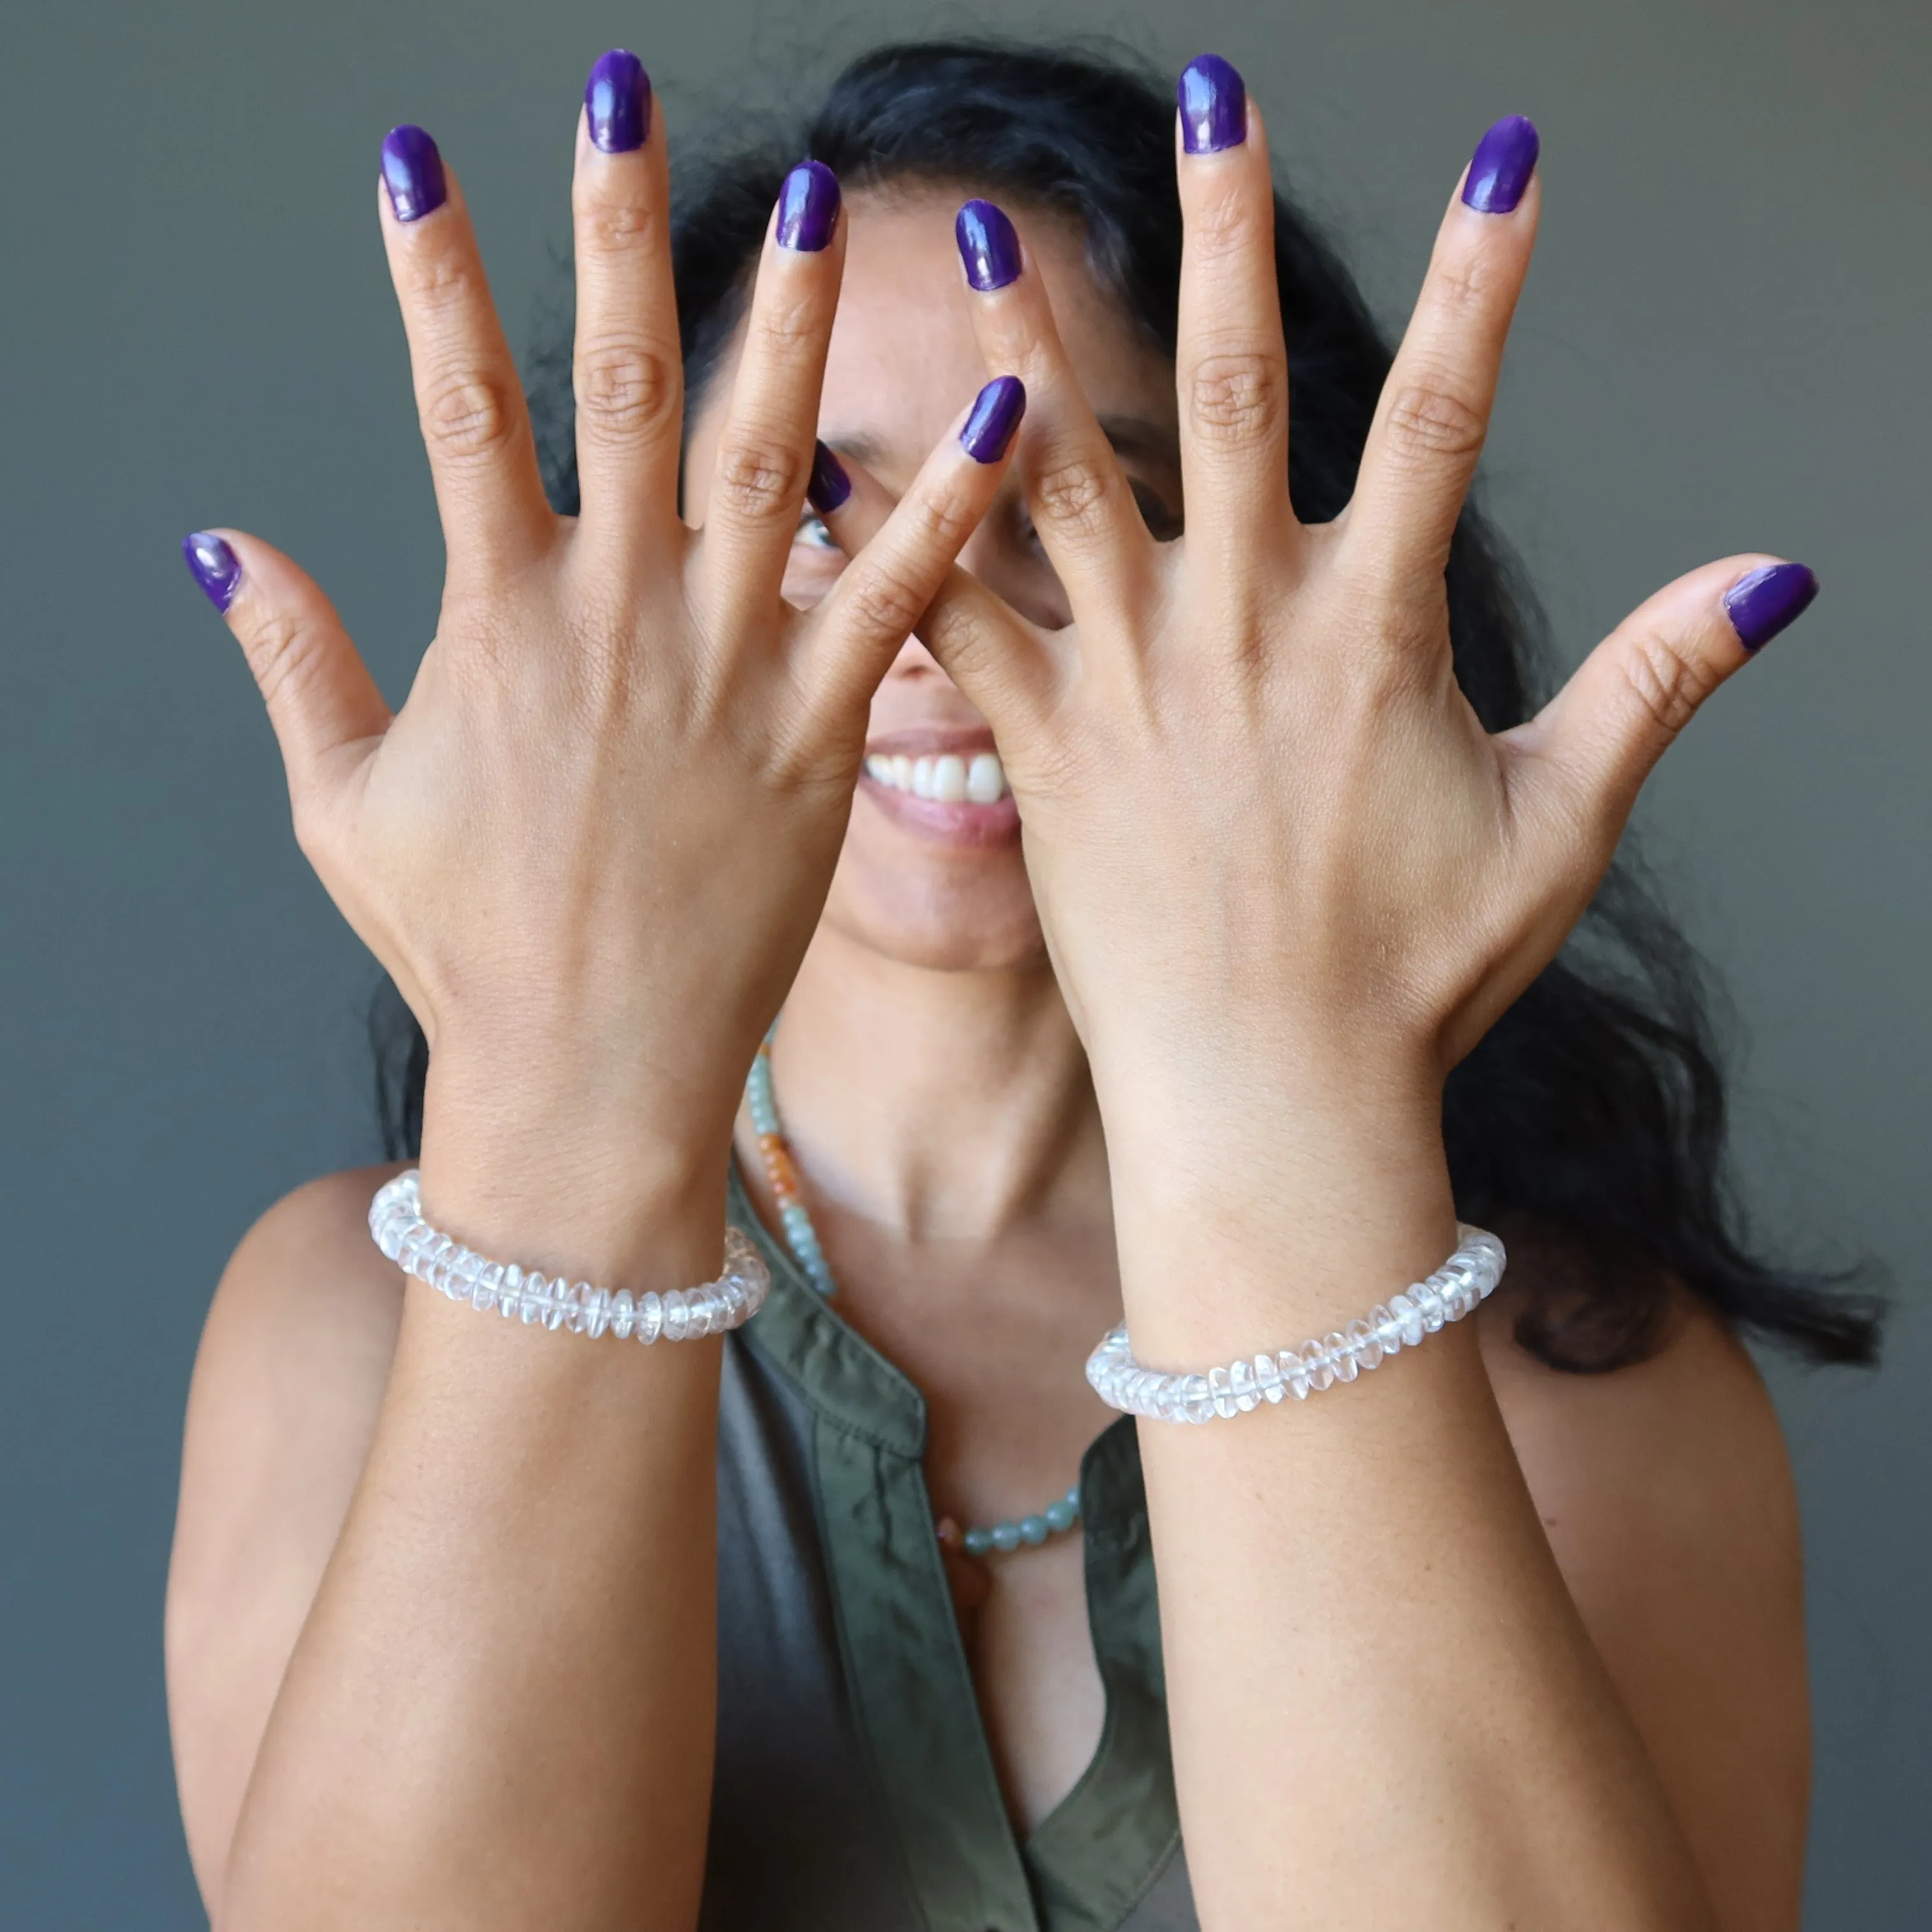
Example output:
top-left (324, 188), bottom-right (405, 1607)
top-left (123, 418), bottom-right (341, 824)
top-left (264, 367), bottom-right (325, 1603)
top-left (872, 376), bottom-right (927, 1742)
top-left (683, 188), bottom-right (1180, 973)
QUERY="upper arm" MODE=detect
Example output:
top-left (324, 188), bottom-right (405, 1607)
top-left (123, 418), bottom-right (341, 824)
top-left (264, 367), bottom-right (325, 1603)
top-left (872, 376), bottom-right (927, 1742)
top-left (165, 1163), bottom-right (408, 1917)
top-left (1483, 1294), bottom-right (1808, 1932)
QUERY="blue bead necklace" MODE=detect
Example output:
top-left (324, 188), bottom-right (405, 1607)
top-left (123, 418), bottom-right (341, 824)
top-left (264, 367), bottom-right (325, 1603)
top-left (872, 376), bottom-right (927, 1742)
top-left (745, 1034), bottom-right (1082, 1560)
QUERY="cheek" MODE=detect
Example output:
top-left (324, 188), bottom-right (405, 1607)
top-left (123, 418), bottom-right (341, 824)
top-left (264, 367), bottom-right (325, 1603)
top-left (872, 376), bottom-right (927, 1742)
top-left (781, 543), bottom-right (845, 610)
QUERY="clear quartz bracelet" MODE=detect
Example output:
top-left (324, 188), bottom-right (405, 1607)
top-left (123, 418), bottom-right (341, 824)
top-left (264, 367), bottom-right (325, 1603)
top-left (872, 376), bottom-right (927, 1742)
top-left (368, 1169), bottom-right (769, 1342)
top-left (1086, 1223), bottom-right (1506, 1423)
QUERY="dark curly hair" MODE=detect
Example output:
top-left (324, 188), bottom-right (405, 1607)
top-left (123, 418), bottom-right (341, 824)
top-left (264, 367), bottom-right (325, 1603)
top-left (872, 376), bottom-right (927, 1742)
top-left (373, 38), bottom-right (1880, 1371)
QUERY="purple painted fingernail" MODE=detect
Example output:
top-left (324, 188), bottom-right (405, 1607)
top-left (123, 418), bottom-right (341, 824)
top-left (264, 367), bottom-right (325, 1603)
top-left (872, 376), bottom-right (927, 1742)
top-left (1724, 562), bottom-right (1818, 654)
top-left (807, 440), bottom-right (851, 515)
top-left (1462, 115), bottom-right (1539, 214)
top-left (777, 160), bottom-right (840, 252)
top-left (182, 532), bottom-right (241, 613)
top-left (586, 50), bottom-right (651, 154)
top-left (960, 375), bottom-right (1026, 465)
top-left (955, 199), bottom-right (1021, 292)
top-left (381, 124), bottom-right (446, 223)
top-left (1178, 54), bottom-right (1246, 155)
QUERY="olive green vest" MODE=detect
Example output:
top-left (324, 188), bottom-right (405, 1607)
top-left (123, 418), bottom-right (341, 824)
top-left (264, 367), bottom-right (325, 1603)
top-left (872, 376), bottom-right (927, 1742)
top-left (704, 1164), bottom-right (1196, 1930)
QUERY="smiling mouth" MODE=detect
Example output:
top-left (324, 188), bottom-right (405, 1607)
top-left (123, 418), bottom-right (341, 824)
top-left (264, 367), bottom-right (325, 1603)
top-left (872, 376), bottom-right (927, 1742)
top-left (858, 743), bottom-right (1021, 849)
top-left (863, 749), bottom-right (1009, 802)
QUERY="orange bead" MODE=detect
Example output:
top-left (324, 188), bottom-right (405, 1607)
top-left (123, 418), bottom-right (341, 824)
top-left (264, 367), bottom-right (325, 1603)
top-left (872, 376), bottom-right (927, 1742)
top-left (763, 1140), bottom-right (802, 1200)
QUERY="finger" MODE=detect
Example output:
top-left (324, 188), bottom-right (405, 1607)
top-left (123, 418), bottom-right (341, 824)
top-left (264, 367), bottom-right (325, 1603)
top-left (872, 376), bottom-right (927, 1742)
top-left (182, 530), bottom-right (390, 815)
top-left (951, 198), bottom-right (1156, 624)
top-left (696, 161), bottom-right (847, 638)
top-left (378, 126), bottom-right (553, 584)
top-left (570, 52), bottom-right (683, 554)
top-left (1346, 117), bottom-right (1541, 596)
top-left (1171, 55), bottom-right (1297, 568)
top-left (797, 436), bottom-right (1056, 730)
top-left (1506, 556), bottom-right (1819, 835)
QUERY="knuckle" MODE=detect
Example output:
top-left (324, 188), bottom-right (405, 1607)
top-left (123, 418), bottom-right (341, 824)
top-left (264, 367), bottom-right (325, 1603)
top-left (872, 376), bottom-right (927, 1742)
top-left (752, 291), bottom-right (821, 361)
top-left (841, 561), bottom-right (931, 644)
top-left (713, 435), bottom-right (807, 524)
top-left (421, 369), bottom-right (521, 462)
top-left (577, 196), bottom-right (661, 259)
top-left (573, 339), bottom-right (677, 443)
top-left (1381, 378), bottom-right (1487, 469)
top-left (1031, 450), bottom-right (1116, 540)
top-left (1186, 350), bottom-right (1286, 449)
top-left (1620, 631), bottom-right (1720, 739)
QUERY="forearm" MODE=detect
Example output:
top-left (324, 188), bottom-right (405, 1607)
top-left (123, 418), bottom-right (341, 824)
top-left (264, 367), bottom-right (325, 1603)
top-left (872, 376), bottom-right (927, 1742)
top-left (220, 1097), bottom-right (729, 1932)
top-left (1111, 1077), bottom-right (1717, 1930)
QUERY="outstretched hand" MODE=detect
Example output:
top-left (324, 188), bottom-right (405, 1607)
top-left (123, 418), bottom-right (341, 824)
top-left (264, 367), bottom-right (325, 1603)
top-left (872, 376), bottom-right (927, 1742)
top-left (184, 61), bottom-right (1025, 1235)
top-left (821, 71), bottom-right (1814, 1263)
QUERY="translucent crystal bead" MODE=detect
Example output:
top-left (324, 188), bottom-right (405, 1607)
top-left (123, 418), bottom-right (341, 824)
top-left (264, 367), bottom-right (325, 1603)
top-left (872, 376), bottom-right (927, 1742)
top-left (1369, 1304), bottom-right (1401, 1355)
top-left (544, 1280), bottom-right (574, 1332)
top-left (637, 1291), bottom-right (663, 1344)
top-left (498, 1263), bottom-right (523, 1318)
top-left (1346, 1316), bottom-right (1381, 1371)
top-left (1281, 1348), bottom-right (1310, 1399)
top-left (1153, 1378), bottom-right (1183, 1424)
top-left (1228, 1357), bottom-right (1260, 1412)
top-left (1302, 1339), bottom-right (1334, 1394)
top-left (1415, 1284), bottom-right (1446, 1332)
top-left (1019, 1515), bottom-right (1049, 1546)
top-left (692, 1286), bottom-right (721, 1336)
top-left (1391, 1291), bottom-right (1424, 1348)
top-left (1181, 1374), bottom-right (1215, 1424)
top-left (1254, 1352), bottom-right (1284, 1404)
top-left (519, 1272), bottom-right (548, 1326)
top-left (471, 1262), bottom-right (502, 1315)
top-left (1044, 1497), bottom-right (1078, 1533)
top-left (582, 1287), bottom-right (612, 1339)
top-left (609, 1288), bottom-right (635, 1339)
top-left (663, 1290), bottom-right (689, 1342)
top-left (1208, 1365), bottom-right (1239, 1420)
top-left (990, 1522), bottom-right (1022, 1552)
top-left (1325, 1329), bottom-right (1358, 1382)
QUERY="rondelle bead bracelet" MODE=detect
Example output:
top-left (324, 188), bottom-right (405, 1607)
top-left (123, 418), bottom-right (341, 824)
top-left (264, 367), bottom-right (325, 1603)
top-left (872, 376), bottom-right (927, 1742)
top-left (1086, 1223), bottom-right (1506, 1423)
top-left (368, 1170), bottom-right (770, 1341)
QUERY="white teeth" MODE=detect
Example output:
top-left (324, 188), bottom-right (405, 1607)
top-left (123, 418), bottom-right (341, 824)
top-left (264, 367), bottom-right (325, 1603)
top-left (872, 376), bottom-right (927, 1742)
top-left (865, 747), bottom-right (1009, 803)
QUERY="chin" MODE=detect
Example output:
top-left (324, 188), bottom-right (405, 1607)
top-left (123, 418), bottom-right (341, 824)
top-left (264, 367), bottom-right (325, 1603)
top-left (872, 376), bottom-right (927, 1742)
top-left (819, 827), bottom-right (1048, 973)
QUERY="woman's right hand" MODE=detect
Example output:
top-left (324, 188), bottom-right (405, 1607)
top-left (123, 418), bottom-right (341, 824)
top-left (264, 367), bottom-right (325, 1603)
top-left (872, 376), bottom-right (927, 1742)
top-left (185, 61), bottom-right (1018, 1255)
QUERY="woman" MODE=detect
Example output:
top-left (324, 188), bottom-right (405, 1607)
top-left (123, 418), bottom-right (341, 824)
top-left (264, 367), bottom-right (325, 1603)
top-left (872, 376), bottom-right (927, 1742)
top-left (165, 40), bottom-right (1873, 1931)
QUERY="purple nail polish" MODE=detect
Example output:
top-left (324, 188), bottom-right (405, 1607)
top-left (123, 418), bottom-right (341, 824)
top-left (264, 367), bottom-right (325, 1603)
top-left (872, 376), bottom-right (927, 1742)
top-left (1462, 115), bottom-right (1539, 215)
top-left (1723, 562), bottom-right (1818, 654)
top-left (1178, 54), bottom-right (1246, 155)
top-left (776, 160), bottom-right (840, 252)
top-left (585, 50), bottom-right (651, 154)
top-left (182, 531), bottom-right (241, 613)
top-left (955, 199), bottom-right (1021, 292)
top-left (381, 124), bottom-right (446, 223)
top-left (807, 440), bottom-right (851, 515)
top-left (960, 375), bottom-right (1026, 465)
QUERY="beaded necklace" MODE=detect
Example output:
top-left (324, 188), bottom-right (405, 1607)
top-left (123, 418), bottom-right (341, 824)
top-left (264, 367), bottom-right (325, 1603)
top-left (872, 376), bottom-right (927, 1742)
top-left (745, 1032), bottom-right (1082, 1561)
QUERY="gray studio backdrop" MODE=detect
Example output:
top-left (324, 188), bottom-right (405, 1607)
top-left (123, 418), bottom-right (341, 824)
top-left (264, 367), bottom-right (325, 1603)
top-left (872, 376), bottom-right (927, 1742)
top-left (2, 0), bottom-right (1926, 1922)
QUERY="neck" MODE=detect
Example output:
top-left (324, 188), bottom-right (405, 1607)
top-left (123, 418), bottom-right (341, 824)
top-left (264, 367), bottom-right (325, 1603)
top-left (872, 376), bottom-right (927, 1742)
top-left (757, 923), bottom-right (1109, 1245)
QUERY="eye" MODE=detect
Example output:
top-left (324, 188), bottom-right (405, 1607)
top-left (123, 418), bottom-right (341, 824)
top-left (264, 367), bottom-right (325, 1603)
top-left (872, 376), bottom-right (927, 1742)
top-left (795, 511), bottom-right (840, 552)
top-left (1129, 479), bottom-right (1183, 543)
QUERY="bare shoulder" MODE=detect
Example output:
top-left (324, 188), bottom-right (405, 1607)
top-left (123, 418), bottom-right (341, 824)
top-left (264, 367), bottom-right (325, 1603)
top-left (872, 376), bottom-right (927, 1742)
top-left (1479, 1284), bottom-right (1806, 1932)
top-left (166, 1162), bottom-right (410, 1908)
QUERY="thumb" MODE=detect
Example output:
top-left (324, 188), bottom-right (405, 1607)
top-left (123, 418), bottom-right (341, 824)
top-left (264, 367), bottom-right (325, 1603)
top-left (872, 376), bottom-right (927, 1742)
top-left (1505, 554), bottom-right (1818, 833)
top-left (182, 529), bottom-right (391, 813)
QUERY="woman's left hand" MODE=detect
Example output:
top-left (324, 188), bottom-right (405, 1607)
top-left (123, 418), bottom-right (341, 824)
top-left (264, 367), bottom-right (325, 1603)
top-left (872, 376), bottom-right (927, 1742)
top-left (823, 77), bottom-right (1813, 1285)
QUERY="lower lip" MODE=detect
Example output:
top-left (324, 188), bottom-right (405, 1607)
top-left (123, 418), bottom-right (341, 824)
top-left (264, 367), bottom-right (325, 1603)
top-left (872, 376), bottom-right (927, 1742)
top-left (859, 775), bottom-right (1022, 849)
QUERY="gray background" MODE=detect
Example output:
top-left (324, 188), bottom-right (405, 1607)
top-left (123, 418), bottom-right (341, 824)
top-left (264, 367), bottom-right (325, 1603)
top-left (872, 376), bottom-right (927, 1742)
top-left (2, 0), bottom-right (1925, 1922)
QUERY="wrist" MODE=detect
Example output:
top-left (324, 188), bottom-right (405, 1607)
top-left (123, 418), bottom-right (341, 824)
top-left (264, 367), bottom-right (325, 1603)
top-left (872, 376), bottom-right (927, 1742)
top-left (417, 1049), bottom-right (737, 1293)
